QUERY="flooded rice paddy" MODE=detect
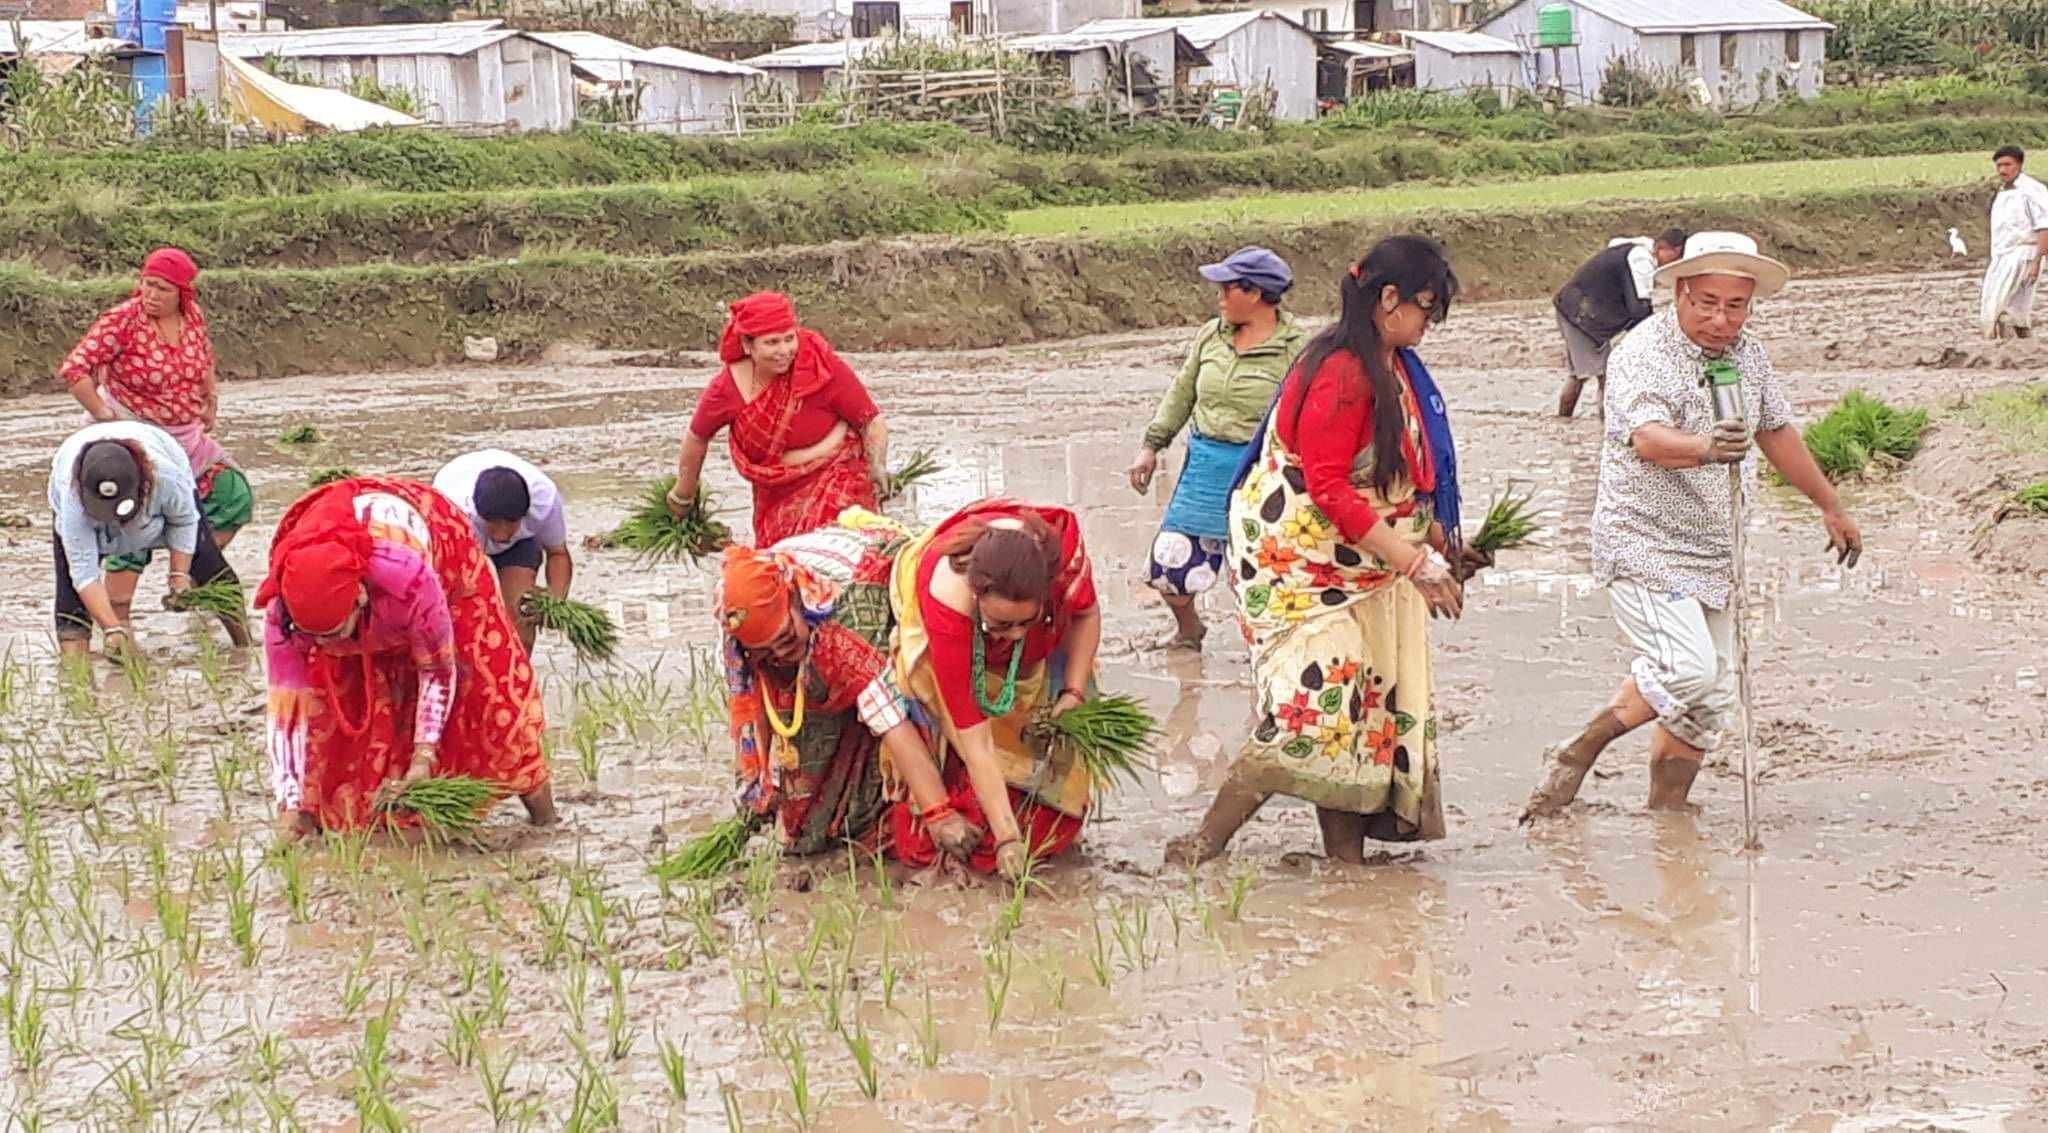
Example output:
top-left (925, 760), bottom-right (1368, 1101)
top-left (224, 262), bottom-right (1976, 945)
top-left (0, 271), bottom-right (2044, 1130)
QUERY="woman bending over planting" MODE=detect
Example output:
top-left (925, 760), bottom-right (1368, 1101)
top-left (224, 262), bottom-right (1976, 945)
top-left (713, 513), bottom-right (979, 861)
top-left (433, 449), bottom-right (575, 654)
top-left (49, 422), bottom-right (247, 660)
top-left (1167, 236), bottom-right (1484, 867)
top-left (258, 478), bottom-right (556, 838)
top-left (670, 291), bottom-right (890, 546)
top-left (856, 498), bottom-right (1104, 881)
top-left (61, 249), bottom-right (254, 632)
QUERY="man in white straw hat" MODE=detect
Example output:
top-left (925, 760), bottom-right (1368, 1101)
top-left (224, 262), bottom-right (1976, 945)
top-left (1522, 231), bottom-right (1862, 819)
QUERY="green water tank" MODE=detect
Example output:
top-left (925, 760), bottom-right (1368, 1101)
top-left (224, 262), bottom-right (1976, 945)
top-left (1537, 3), bottom-right (1576, 47)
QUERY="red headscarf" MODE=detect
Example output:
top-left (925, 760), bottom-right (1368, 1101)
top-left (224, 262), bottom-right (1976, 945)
top-left (716, 545), bottom-right (791, 647)
top-left (718, 291), bottom-right (799, 364)
top-left (254, 491), bottom-right (372, 634)
top-left (141, 247), bottom-right (200, 314)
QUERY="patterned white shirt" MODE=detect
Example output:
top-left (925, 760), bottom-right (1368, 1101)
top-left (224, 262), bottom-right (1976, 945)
top-left (1592, 307), bottom-right (1791, 610)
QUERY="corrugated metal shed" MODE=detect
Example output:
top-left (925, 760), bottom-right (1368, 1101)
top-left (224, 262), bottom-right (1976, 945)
top-left (525, 29), bottom-right (643, 85)
top-left (1401, 30), bottom-right (1526, 56)
top-left (223, 19), bottom-right (517, 59)
top-left (1325, 40), bottom-right (1414, 61)
top-left (0, 19), bottom-right (145, 56)
top-left (1501, 0), bottom-right (1831, 33)
top-left (638, 45), bottom-right (762, 78)
top-left (1074, 12), bottom-right (1279, 50)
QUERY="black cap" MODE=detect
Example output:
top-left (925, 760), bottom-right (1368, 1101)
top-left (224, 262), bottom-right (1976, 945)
top-left (78, 441), bottom-right (144, 525)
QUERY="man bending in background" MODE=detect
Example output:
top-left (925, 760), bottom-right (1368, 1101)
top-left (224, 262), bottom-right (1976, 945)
top-left (1553, 228), bottom-right (1688, 417)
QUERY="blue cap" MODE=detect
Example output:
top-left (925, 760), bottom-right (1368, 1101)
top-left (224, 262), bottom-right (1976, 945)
top-left (1199, 246), bottom-right (1293, 296)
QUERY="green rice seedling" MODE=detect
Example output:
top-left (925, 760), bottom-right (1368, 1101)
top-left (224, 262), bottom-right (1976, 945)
top-left (881, 448), bottom-right (942, 503)
top-left (306, 466), bottom-right (358, 489)
top-left (209, 745), bottom-right (241, 814)
top-left (754, 939), bottom-right (782, 1016)
top-left (351, 1004), bottom-right (402, 1133)
top-left (271, 842), bottom-right (310, 924)
top-left (1046, 951), bottom-right (1071, 1011)
top-left (780, 1031), bottom-right (820, 1131)
top-left (1800, 390), bottom-right (1930, 480)
top-left (1108, 898), bottom-right (1153, 971)
top-left (1226, 865), bottom-right (1257, 922)
top-left (2011, 481), bottom-right (2048, 515)
top-left (981, 943), bottom-right (1014, 1034)
top-left (441, 1000), bottom-right (483, 1068)
top-left (476, 1043), bottom-right (517, 1126)
top-left (1087, 913), bottom-right (1112, 990)
top-left (721, 1080), bottom-right (747, 1132)
top-left (651, 811), bottom-right (762, 882)
top-left (569, 708), bottom-right (603, 787)
top-left (485, 953), bottom-right (511, 1026)
top-left (604, 957), bottom-right (633, 1061)
top-left (3, 973), bottom-right (48, 1076)
top-left (878, 927), bottom-right (900, 1010)
top-left (603, 478), bottom-right (732, 563)
top-left (842, 1015), bottom-right (879, 1100)
top-left (657, 1031), bottom-right (688, 1103)
top-left (249, 1030), bottom-right (288, 1084)
top-left (383, 774), bottom-right (500, 839)
top-left (111, 1058), bottom-right (155, 1127)
top-left (171, 577), bottom-right (249, 629)
top-left (1037, 695), bottom-right (1158, 792)
top-left (220, 846), bottom-right (260, 967)
top-left (561, 953), bottom-right (591, 1035)
top-left (1471, 480), bottom-right (1540, 556)
top-left (567, 1042), bottom-right (621, 1132)
top-left (341, 940), bottom-right (376, 1017)
top-left (277, 422), bottom-right (322, 445)
top-left (537, 886), bottom-right (575, 968)
top-left (917, 985), bottom-right (940, 1068)
top-left (453, 942), bottom-right (481, 996)
top-left (870, 850), bottom-right (895, 911)
top-left (523, 593), bottom-right (619, 663)
top-left (681, 883), bottom-right (724, 960)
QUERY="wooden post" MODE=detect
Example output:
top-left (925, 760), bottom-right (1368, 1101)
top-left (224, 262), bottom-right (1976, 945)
top-left (1123, 47), bottom-right (1134, 125)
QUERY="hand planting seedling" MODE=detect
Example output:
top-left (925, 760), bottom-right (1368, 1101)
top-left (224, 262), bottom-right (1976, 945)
top-left (380, 775), bottom-right (501, 838)
top-left (881, 449), bottom-right (942, 503)
top-left (1028, 694), bottom-right (1158, 792)
top-left (651, 811), bottom-right (762, 880)
top-left (521, 593), bottom-right (618, 663)
top-left (169, 578), bottom-right (248, 624)
top-left (603, 478), bottom-right (732, 562)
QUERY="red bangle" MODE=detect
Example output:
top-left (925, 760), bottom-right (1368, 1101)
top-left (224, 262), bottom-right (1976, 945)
top-left (920, 802), bottom-right (956, 825)
top-left (1058, 687), bottom-right (1084, 701)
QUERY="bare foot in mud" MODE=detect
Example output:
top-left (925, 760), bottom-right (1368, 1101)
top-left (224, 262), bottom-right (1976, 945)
top-left (277, 811), bottom-right (319, 842)
top-left (521, 784), bottom-right (559, 827)
top-left (1163, 830), bottom-right (1224, 869)
top-left (1520, 743), bottom-right (1594, 823)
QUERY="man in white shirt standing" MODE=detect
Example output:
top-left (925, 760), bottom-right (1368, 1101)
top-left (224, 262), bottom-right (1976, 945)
top-left (1552, 228), bottom-right (1689, 416)
top-left (433, 449), bottom-right (575, 653)
top-left (1982, 144), bottom-right (2048, 340)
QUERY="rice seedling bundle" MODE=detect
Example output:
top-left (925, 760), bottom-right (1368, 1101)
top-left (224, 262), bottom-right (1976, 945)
top-left (1471, 481), bottom-right (1539, 555)
top-left (1802, 391), bottom-right (1929, 481)
top-left (603, 479), bottom-right (732, 563)
top-left (522, 593), bottom-right (619, 663)
top-left (388, 775), bottom-right (500, 835)
top-left (651, 811), bottom-right (761, 881)
top-left (1037, 695), bottom-right (1158, 792)
top-left (278, 423), bottom-right (322, 445)
top-left (2014, 482), bottom-right (2048, 516)
top-left (882, 450), bottom-right (942, 503)
top-left (307, 466), bottom-right (358, 488)
top-left (172, 578), bottom-right (248, 623)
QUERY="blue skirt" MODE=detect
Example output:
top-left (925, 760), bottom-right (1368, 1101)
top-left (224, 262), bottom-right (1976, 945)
top-left (1161, 432), bottom-right (1251, 543)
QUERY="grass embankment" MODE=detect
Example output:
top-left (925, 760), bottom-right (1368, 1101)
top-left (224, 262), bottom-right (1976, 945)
top-left (0, 183), bottom-right (1990, 391)
top-left (5, 121), bottom-right (2043, 273)
top-left (1964, 384), bottom-right (2048, 459)
top-left (1008, 152), bottom-right (1988, 235)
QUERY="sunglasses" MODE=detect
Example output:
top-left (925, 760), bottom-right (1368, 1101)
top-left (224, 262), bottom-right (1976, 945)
top-left (978, 605), bottom-right (1043, 634)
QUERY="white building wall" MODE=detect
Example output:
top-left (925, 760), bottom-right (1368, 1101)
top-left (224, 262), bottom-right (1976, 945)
top-left (994, 0), bottom-right (1135, 35)
top-left (1412, 46), bottom-right (1527, 96)
top-left (1478, 1), bottom-right (1826, 106)
top-left (1195, 17), bottom-right (1317, 120)
top-left (1236, 0), bottom-right (1354, 35)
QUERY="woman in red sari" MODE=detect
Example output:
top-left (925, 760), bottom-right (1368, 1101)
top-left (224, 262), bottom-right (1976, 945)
top-left (257, 477), bottom-right (556, 838)
top-left (670, 292), bottom-right (890, 546)
top-left (856, 498), bottom-right (1104, 880)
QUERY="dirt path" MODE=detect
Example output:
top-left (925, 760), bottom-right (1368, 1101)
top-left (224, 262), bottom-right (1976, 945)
top-left (0, 272), bottom-right (2043, 1129)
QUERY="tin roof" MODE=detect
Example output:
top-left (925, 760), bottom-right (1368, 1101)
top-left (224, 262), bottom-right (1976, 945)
top-left (1324, 39), bottom-right (1413, 60)
top-left (637, 45), bottom-right (762, 78)
top-left (1072, 12), bottom-right (1312, 51)
top-left (1401, 29), bottom-right (1527, 55)
top-left (1488, 0), bottom-right (1831, 34)
top-left (0, 19), bottom-right (144, 57)
top-left (223, 20), bottom-right (520, 60)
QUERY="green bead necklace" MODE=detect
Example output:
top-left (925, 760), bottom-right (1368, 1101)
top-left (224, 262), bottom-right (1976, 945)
top-left (971, 612), bottom-right (1025, 716)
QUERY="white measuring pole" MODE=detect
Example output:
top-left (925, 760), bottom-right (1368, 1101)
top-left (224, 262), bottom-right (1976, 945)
top-left (1729, 460), bottom-right (1758, 851)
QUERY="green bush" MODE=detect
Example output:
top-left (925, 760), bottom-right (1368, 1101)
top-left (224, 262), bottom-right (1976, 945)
top-left (1801, 391), bottom-right (1931, 480)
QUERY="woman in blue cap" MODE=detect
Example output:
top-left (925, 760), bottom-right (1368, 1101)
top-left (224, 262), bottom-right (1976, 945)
top-left (1127, 247), bottom-right (1308, 649)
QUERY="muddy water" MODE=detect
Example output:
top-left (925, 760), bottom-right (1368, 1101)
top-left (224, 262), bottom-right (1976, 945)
top-left (1, 271), bottom-right (2045, 1130)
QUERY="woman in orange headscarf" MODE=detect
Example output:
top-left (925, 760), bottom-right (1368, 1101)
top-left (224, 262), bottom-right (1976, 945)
top-left (669, 291), bottom-right (890, 546)
top-left (257, 477), bottom-right (555, 838)
top-left (60, 248), bottom-right (253, 635)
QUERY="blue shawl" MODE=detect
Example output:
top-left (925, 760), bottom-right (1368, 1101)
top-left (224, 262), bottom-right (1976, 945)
top-left (1232, 345), bottom-right (1462, 546)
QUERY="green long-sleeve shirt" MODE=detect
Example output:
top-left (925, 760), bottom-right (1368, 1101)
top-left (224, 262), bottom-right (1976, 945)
top-left (1142, 314), bottom-right (1310, 451)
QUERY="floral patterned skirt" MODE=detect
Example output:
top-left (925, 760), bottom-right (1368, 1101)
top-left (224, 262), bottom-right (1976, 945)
top-left (1225, 430), bottom-right (1444, 841)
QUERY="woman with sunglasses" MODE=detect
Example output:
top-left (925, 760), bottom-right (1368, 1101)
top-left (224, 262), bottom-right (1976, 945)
top-left (712, 514), bottom-right (979, 862)
top-left (1128, 247), bottom-right (1308, 650)
top-left (256, 478), bottom-right (556, 839)
top-left (1168, 235), bottom-right (1478, 867)
top-left (857, 497), bottom-right (1103, 881)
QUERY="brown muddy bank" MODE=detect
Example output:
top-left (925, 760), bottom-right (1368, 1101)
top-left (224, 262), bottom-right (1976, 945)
top-left (0, 185), bottom-right (1991, 395)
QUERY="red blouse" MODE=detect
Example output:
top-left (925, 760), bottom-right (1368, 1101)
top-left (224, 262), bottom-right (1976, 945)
top-left (1275, 351), bottom-right (1435, 543)
top-left (60, 296), bottom-right (216, 427)
top-left (688, 358), bottom-right (879, 449)
top-left (917, 504), bottom-right (1097, 731)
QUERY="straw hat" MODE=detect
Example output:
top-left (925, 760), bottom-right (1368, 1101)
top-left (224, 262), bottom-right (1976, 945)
top-left (1651, 231), bottom-right (1791, 298)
